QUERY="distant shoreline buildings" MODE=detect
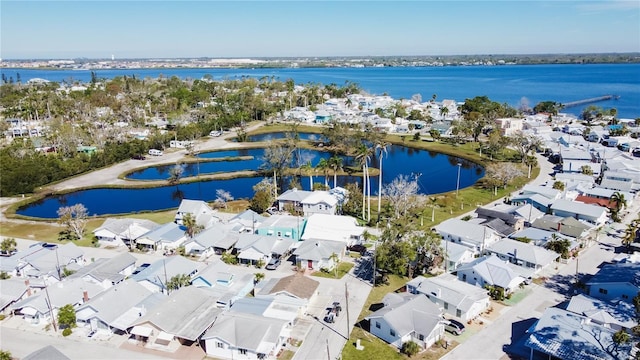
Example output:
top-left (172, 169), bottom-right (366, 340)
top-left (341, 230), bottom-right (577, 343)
top-left (1, 53), bottom-right (639, 70)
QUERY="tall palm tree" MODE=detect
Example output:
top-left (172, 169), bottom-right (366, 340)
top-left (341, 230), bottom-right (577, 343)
top-left (328, 156), bottom-right (344, 188)
top-left (315, 158), bottom-right (330, 188)
top-left (355, 143), bottom-right (373, 221)
top-left (300, 161), bottom-right (314, 190)
top-left (375, 143), bottom-right (389, 218)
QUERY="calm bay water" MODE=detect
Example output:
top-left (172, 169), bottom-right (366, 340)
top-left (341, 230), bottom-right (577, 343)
top-left (17, 145), bottom-right (483, 219)
top-left (2, 64), bottom-right (639, 118)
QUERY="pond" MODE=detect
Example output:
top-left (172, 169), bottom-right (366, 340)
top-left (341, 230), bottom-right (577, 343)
top-left (16, 144), bottom-right (484, 219)
top-left (244, 132), bottom-right (326, 142)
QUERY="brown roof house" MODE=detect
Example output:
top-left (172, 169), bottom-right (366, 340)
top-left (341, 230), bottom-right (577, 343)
top-left (255, 273), bottom-right (319, 315)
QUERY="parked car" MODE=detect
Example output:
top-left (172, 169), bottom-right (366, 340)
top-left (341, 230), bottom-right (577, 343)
top-left (324, 313), bottom-right (335, 323)
top-left (209, 130), bottom-right (223, 137)
top-left (131, 154), bottom-right (146, 160)
top-left (443, 319), bottom-right (466, 335)
top-left (348, 244), bottom-right (367, 255)
top-left (148, 149), bottom-right (163, 156)
top-left (265, 257), bottom-right (281, 270)
top-left (87, 330), bottom-right (97, 338)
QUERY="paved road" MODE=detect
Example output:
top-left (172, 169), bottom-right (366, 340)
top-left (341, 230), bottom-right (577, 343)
top-left (293, 274), bottom-right (372, 360)
top-left (441, 195), bottom-right (640, 360)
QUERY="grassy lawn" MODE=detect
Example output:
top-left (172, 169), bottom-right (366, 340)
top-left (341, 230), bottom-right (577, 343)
top-left (342, 274), bottom-right (454, 360)
top-left (278, 350), bottom-right (295, 360)
top-left (501, 287), bottom-right (533, 306)
top-left (311, 262), bottom-right (354, 279)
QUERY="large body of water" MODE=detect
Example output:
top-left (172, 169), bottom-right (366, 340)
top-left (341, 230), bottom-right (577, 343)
top-left (2, 64), bottom-right (639, 118)
top-left (17, 144), bottom-right (483, 219)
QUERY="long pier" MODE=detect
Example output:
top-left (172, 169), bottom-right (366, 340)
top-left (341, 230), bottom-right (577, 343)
top-left (561, 95), bottom-right (619, 108)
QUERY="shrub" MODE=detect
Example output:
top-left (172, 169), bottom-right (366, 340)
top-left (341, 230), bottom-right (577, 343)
top-left (401, 340), bottom-right (421, 357)
top-left (0, 314), bottom-right (6, 321)
top-left (62, 328), bottom-right (72, 337)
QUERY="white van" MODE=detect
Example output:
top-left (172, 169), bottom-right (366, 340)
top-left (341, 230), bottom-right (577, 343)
top-left (148, 149), bottom-right (163, 156)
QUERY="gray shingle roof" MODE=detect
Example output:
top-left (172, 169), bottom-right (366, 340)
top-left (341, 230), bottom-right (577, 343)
top-left (406, 274), bottom-right (488, 313)
top-left (131, 256), bottom-right (203, 290)
top-left (293, 239), bottom-right (344, 262)
top-left (258, 273), bottom-right (319, 300)
top-left (23, 345), bottom-right (70, 360)
top-left (457, 255), bottom-right (524, 289)
top-left (551, 199), bottom-right (607, 219)
top-left (68, 252), bottom-right (136, 283)
top-left (365, 293), bottom-right (442, 338)
top-left (133, 286), bottom-right (222, 341)
top-left (487, 238), bottom-right (560, 266)
top-left (201, 312), bottom-right (287, 352)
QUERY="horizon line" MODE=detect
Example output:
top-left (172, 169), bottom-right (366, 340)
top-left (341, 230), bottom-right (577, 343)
top-left (2, 52), bottom-right (640, 62)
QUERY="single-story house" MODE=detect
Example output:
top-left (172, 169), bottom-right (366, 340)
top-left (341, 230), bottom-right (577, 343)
top-left (456, 255), bottom-right (526, 294)
top-left (184, 223), bottom-right (241, 257)
top-left (406, 273), bottom-right (490, 322)
top-left (174, 199), bottom-right (219, 228)
top-left (256, 273), bottom-right (319, 306)
top-left (93, 218), bottom-right (160, 248)
top-left (135, 222), bottom-right (188, 251)
top-left (277, 188), bottom-right (314, 213)
top-left (130, 286), bottom-right (222, 346)
top-left (293, 239), bottom-right (345, 271)
top-left (585, 263), bottom-right (640, 303)
top-left (443, 241), bottom-right (476, 272)
top-left (300, 214), bottom-right (364, 245)
top-left (0, 278), bottom-right (30, 314)
top-left (75, 279), bottom-right (163, 334)
top-left (434, 219), bottom-right (500, 253)
top-left (256, 215), bottom-right (305, 241)
top-left (130, 256), bottom-right (203, 294)
top-left (66, 252), bottom-right (137, 289)
top-left (565, 294), bottom-right (637, 331)
top-left (530, 215), bottom-right (591, 239)
top-left (230, 296), bottom-right (304, 323)
top-left (365, 293), bottom-right (445, 350)
top-left (486, 238), bottom-right (560, 273)
top-left (190, 260), bottom-right (254, 309)
top-left (300, 191), bottom-right (339, 216)
top-left (23, 346), bottom-right (71, 360)
top-left (10, 278), bottom-right (104, 325)
top-left (550, 199), bottom-right (608, 226)
top-left (201, 312), bottom-right (289, 360)
top-left (234, 233), bottom-right (294, 266)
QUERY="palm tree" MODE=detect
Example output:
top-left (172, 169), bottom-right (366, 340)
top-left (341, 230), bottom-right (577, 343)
top-left (329, 252), bottom-right (340, 278)
top-left (182, 213), bottom-right (204, 239)
top-left (610, 192), bottom-right (627, 222)
top-left (328, 156), bottom-right (343, 189)
top-left (622, 223), bottom-right (636, 250)
top-left (315, 158), bottom-right (330, 188)
top-left (355, 143), bottom-right (373, 221)
top-left (300, 161), bottom-right (314, 190)
top-left (375, 143), bottom-right (389, 218)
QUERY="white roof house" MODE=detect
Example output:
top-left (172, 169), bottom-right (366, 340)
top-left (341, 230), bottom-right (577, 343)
top-left (456, 255), bottom-right (526, 293)
top-left (67, 252), bottom-right (137, 288)
top-left (130, 256), bottom-right (203, 294)
top-left (300, 191), bottom-right (339, 216)
top-left (486, 238), bottom-right (560, 273)
top-left (135, 222), bottom-right (188, 251)
top-left (10, 278), bottom-right (104, 325)
top-left (365, 293), bottom-right (445, 350)
top-left (300, 214), bottom-right (364, 245)
top-left (443, 241), bottom-right (476, 272)
top-left (201, 311), bottom-right (289, 360)
top-left (293, 239), bottom-right (345, 271)
top-left (131, 286), bottom-right (222, 344)
top-left (406, 273), bottom-right (490, 322)
top-left (174, 199), bottom-right (218, 228)
top-left (550, 199), bottom-right (608, 226)
top-left (565, 294), bottom-right (637, 331)
top-left (75, 279), bottom-right (159, 333)
top-left (434, 218), bottom-right (499, 253)
top-left (93, 218), bottom-right (160, 248)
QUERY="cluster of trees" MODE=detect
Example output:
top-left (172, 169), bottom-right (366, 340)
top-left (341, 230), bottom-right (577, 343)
top-left (0, 76), bottom-right (361, 196)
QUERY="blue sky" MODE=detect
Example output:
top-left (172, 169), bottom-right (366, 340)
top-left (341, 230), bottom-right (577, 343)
top-left (1, 1), bottom-right (639, 59)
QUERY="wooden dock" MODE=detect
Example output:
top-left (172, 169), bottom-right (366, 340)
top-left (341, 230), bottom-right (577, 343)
top-left (561, 95), bottom-right (619, 108)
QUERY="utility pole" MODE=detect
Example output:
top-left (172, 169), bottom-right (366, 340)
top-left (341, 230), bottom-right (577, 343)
top-left (345, 282), bottom-right (350, 340)
top-left (44, 282), bottom-right (57, 332)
